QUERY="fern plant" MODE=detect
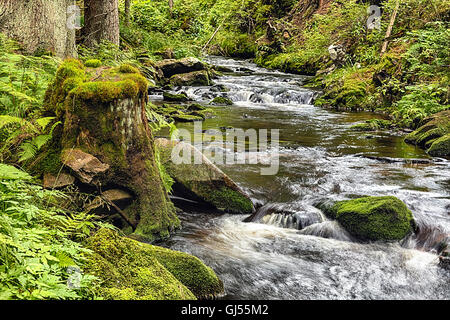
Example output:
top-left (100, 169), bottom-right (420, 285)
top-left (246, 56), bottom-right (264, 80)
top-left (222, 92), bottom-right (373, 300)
top-left (0, 164), bottom-right (104, 300)
top-left (0, 115), bottom-right (61, 163)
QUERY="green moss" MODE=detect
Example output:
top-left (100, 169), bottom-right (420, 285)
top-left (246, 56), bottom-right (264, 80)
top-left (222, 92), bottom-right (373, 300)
top-left (84, 228), bottom-right (223, 300)
top-left (69, 80), bottom-right (139, 103)
top-left (37, 150), bottom-right (62, 175)
top-left (129, 160), bottom-right (181, 242)
top-left (324, 196), bottom-right (415, 241)
top-left (169, 70), bottom-right (210, 87)
top-left (85, 59), bottom-right (102, 68)
top-left (416, 127), bottom-right (446, 146)
top-left (163, 92), bottom-right (189, 102)
top-left (405, 111), bottom-right (450, 154)
top-left (195, 184), bottom-right (254, 214)
top-left (187, 103), bottom-right (207, 111)
top-left (190, 110), bottom-right (214, 120)
top-left (118, 64), bottom-right (140, 74)
top-left (43, 59), bottom-right (87, 117)
top-left (121, 73), bottom-right (149, 93)
top-left (350, 119), bottom-right (392, 132)
top-left (145, 245), bottom-right (224, 299)
top-left (28, 146), bottom-right (63, 176)
top-left (427, 134), bottom-right (450, 157)
top-left (210, 97), bottom-right (233, 106)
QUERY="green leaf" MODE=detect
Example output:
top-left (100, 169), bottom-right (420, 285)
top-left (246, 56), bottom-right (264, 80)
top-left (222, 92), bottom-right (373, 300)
top-left (0, 164), bottom-right (32, 180)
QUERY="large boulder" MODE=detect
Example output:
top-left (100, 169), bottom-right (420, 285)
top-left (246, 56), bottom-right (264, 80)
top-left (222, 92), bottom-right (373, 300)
top-left (169, 70), bottom-right (211, 87)
top-left (84, 228), bottom-right (224, 300)
top-left (321, 196), bottom-right (416, 241)
top-left (405, 110), bottom-right (450, 157)
top-left (155, 58), bottom-right (206, 78)
top-left (155, 138), bottom-right (254, 214)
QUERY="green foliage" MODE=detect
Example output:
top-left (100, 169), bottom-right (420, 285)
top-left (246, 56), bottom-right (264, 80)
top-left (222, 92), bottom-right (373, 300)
top-left (0, 164), bottom-right (100, 300)
top-left (0, 34), bottom-right (62, 163)
top-left (84, 59), bottom-right (102, 68)
top-left (404, 22), bottom-right (450, 81)
top-left (0, 34), bottom-right (59, 118)
top-left (154, 146), bottom-right (175, 194)
top-left (393, 83), bottom-right (449, 128)
top-left (0, 115), bottom-right (61, 163)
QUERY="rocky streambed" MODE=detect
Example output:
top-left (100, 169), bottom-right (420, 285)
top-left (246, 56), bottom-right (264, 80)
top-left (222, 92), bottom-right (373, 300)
top-left (153, 56), bottom-right (450, 300)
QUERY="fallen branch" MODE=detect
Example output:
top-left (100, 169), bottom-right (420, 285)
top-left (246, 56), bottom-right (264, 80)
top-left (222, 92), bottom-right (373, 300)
top-left (100, 193), bottom-right (137, 230)
top-left (202, 16), bottom-right (227, 53)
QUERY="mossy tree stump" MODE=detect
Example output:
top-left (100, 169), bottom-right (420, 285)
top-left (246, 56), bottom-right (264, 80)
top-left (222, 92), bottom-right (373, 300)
top-left (42, 59), bottom-right (179, 241)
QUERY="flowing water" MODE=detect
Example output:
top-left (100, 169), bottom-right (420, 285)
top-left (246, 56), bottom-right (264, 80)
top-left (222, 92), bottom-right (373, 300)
top-left (154, 56), bottom-right (450, 300)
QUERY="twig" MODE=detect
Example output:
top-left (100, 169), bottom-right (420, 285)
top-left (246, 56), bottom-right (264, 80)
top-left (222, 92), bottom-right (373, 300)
top-left (381, 0), bottom-right (400, 55)
top-left (202, 16), bottom-right (228, 53)
top-left (100, 193), bottom-right (137, 230)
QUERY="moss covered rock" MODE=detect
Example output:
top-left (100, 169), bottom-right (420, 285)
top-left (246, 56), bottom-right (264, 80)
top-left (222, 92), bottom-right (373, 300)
top-left (350, 119), bottom-right (392, 132)
top-left (172, 114), bottom-right (204, 122)
top-left (155, 57), bottom-right (206, 78)
top-left (155, 138), bottom-right (254, 214)
top-left (405, 110), bottom-right (450, 157)
top-left (323, 196), bottom-right (415, 241)
top-left (210, 96), bottom-right (233, 106)
top-left (163, 92), bottom-right (189, 102)
top-left (427, 134), bottom-right (450, 157)
top-left (84, 228), bottom-right (224, 300)
top-left (170, 70), bottom-right (211, 87)
top-left (85, 59), bottom-right (102, 68)
top-left (151, 103), bottom-right (214, 123)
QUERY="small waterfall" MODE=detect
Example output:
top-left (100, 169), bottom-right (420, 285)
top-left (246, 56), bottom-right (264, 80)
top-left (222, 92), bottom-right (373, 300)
top-left (246, 202), bottom-right (326, 231)
top-left (299, 221), bottom-right (355, 242)
top-left (168, 57), bottom-right (318, 107)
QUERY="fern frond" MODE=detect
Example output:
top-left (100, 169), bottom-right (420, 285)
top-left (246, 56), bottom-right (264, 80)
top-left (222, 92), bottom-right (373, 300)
top-left (18, 142), bottom-right (37, 163)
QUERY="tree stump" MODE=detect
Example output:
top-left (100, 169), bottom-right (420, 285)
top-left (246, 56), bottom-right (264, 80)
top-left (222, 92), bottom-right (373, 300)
top-left (42, 59), bottom-right (179, 241)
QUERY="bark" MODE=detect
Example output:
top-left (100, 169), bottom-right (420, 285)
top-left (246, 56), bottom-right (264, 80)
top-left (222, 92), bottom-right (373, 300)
top-left (0, 0), bottom-right (76, 57)
top-left (124, 0), bottom-right (131, 26)
top-left (83, 0), bottom-right (120, 48)
top-left (381, 0), bottom-right (400, 55)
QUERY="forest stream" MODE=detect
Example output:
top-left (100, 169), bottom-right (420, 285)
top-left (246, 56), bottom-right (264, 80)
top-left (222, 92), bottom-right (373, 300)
top-left (153, 56), bottom-right (450, 300)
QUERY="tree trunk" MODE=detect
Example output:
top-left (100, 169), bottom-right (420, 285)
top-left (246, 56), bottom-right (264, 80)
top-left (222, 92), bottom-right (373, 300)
top-left (0, 0), bottom-right (76, 57)
top-left (83, 0), bottom-right (120, 48)
top-left (124, 0), bottom-right (131, 26)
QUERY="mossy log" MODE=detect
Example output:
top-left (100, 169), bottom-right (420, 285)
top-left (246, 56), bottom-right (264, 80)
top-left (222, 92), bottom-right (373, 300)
top-left (41, 60), bottom-right (180, 241)
top-left (405, 110), bottom-right (450, 158)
